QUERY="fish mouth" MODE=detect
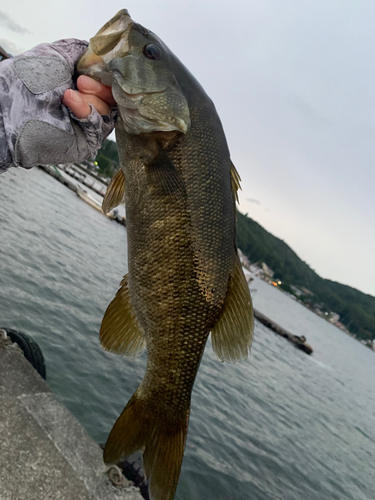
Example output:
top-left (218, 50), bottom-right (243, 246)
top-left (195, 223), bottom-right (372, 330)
top-left (111, 78), bottom-right (144, 108)
top-left (76, 9), bottom-right (132, 86)
top-left (77, 9), bottom-right (190, 135)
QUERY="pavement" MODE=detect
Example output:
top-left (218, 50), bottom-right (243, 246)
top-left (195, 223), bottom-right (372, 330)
top-left (0, 334), bottom-right (143, 500)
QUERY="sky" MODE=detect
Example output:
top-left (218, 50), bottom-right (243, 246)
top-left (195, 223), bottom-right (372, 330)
top-left (1, 0), bottom-right (374, 296)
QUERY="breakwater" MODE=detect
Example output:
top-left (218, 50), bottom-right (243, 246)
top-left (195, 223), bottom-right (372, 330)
top-left (0, 330), bottom-right (142, 500)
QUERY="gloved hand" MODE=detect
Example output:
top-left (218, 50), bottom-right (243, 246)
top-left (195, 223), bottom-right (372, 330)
top-left (0, 38), bottom-right (117, 174)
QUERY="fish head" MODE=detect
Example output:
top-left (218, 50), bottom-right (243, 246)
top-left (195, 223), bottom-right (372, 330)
top-left (77, 10), bottom-right (190, 135)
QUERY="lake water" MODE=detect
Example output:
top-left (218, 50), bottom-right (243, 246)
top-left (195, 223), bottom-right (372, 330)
top-left (1, 167), bottom-right (374, 500)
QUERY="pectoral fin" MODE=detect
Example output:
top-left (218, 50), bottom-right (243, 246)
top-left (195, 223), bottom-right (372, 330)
top-left (102, 168), bottom-right (125, 214)
top-left (211, 255), bottom-right (254, 363)
top-left (146, 149), bottom-right (186, 199)
top-left (100, 275), bottom-right (146, 357)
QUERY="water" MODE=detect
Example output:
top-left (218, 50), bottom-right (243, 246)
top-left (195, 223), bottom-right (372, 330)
top-left (1, 167), bottom-right (374, 500)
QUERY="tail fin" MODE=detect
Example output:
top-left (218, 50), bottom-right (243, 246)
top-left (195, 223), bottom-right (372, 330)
top-left (104, 391), bottom-right (189, 500)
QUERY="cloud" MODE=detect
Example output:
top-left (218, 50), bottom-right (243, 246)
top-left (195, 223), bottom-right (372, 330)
top-left (0, 10), bottom-right (30, 34)
top-left (0, 37), bottom-right (24, 56)
top-left (246, 198), bottom-right (261, 205)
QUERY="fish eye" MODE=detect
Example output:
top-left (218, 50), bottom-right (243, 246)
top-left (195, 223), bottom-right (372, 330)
top-left (142, 44), bottom-right (162, 60)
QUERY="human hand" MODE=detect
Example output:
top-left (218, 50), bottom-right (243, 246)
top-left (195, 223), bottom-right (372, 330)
top-left (0, 39), bottom-right (117, 173)
top-left (62, 75), bottom-right (116, 119)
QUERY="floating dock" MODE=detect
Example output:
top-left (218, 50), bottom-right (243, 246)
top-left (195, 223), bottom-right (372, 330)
top-left (38, 165), bottom-right (126, 226)
top-left (253, 309), bottom-right (313, 354)
top-left (0, 332), bottom-right (142, 500)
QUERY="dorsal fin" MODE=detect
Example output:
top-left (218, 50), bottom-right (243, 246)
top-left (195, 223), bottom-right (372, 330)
top-left (211, 255), bottom-right (253, 363)
top-left (102, 168), bottom-right (126, 214)
top-left (230, 161), bottom-right (241, 204)
top-left (99, 275), bottom-right (146, 357)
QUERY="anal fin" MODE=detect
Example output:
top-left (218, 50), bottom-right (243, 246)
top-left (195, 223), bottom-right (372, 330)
top-left (100, 275), bottom-right (146, 357)
top-left (102, 168), bottom-right (125, 214)
top-left (211, 255), bottom-right (254, 363)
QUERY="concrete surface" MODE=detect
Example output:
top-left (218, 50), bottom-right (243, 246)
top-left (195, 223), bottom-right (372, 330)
top-left (0, 334), bottom-right (143, 500)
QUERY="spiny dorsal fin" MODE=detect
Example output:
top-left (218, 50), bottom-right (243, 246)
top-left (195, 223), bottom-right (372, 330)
top-left (99, 275), bottom-right (146, 357)
top-left (211, 255), bottom-right (254, 363)
top-left (230, 161), bottom-right (241, 204)
top-left (102, 168), bottom-right (125, 215)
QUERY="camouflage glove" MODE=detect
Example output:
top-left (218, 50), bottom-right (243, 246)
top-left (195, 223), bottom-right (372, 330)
top-left (0, 39), bottom-right (116, 174)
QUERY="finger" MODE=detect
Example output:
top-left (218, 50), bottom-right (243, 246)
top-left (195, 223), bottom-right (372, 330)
top-left (79, 93), bottom-right (111, 116)
top-left (62, 89), bottom-right (91, 119)
top-left (77, 75), bottom-right (116, 106)
top-left (63, 89), bottom-right (111, 118)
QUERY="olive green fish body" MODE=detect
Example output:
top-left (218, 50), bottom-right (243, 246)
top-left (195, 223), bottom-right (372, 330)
top-left (120, 125), bottom-right (214, 396)
top-left (77, 10), bottom-right (253, 500)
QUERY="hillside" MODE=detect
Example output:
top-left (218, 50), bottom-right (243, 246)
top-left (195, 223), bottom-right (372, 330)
top-left (236, 210), bottom-right (375, 341)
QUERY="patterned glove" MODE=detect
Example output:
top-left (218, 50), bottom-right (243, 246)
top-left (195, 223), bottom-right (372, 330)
top-left (0, 39), bottom-right (117, 174)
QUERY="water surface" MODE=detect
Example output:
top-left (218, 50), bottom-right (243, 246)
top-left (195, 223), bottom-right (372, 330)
top-left (1, 168), bottom-right (374, 500)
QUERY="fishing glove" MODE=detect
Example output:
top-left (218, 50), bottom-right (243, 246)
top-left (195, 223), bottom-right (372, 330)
top-left (0, 39), bottom-right (117, 174)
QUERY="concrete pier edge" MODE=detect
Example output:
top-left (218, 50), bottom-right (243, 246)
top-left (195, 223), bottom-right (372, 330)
top-left (0, 333), bottom-right (143, 500)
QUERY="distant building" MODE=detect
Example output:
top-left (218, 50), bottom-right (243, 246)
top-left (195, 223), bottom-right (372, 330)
top-left (290, 285), bottom-right (303, 297)
top-left (261, 262), bottom-right (274, 278)
top-left (335, 321), bottom-right (350, 335)
top-left (313, 302), bottom-right (325, 310)
top-left (290, 285), bottom-right (315, 299)
top-left (238, 249), bottom-right (251, 270)
top-left (249, 263), bottom-right (262, 277)
top-left (328, 312), bottom-right (340, 324)
top-left (246, 261), bottom-right (276, 284)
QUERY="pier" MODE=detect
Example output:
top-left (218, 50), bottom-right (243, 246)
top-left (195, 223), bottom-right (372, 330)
top-left (0, 331), bottom-right (142, 500)
top-left (253, 309), bottom-right (313, 354)
top-left (38, 164), bottom-right (126, 226)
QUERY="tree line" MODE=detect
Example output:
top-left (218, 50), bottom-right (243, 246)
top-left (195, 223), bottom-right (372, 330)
top-left (95, 139), bottom-right (119, 178)
top-left (236, 210), bottom-right (375, 341)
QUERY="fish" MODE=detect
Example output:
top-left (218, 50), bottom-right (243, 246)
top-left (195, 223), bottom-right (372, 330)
top-left (77, 10), bottom-right (253, 500)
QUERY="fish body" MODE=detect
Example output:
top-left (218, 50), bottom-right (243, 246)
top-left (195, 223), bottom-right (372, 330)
top-left (77, 10), bottom-right (253, 500)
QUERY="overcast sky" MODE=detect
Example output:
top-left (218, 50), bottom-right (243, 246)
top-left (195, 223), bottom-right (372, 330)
top-left (1, 1), bottom-right (374, 296)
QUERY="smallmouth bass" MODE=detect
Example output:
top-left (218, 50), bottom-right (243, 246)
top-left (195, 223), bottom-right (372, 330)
top-left (77, 10), bottom-right (253, 500)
